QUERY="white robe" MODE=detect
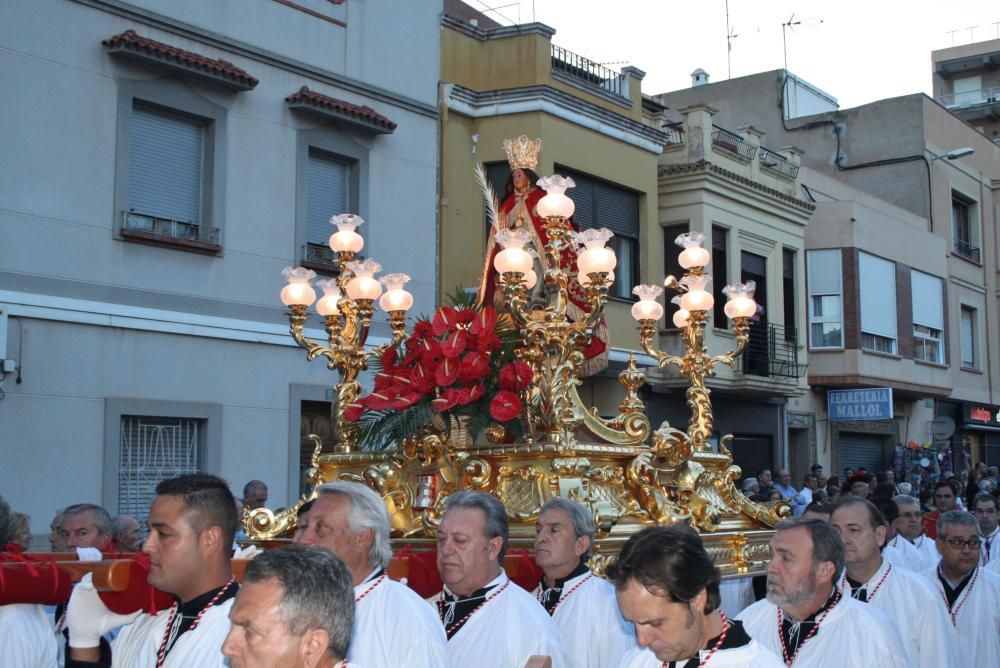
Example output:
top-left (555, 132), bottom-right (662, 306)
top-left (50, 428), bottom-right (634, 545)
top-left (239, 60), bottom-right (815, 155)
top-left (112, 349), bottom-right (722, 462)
top-left (618, 639), bottom-right (784, 668)
top-left (886, 535), bottom-right (936, 571)
top-left (920, 565), bottom-right (1000, 667)
top-left (988, 559), bottom-right (1000, 575)
top-left (737, 588), bottom-right (911, 667)
top-left (839, 559), bottom-right (959, 668)
top-left (980, 526), bottom-right (999, 567)
top-left (429, 571), bottom-right (567, 668)
top-left (530, 570), bottom-right (634, 667)
top-left (911, 534), bottom-right (941, 569)
top-left (110, 599), bottom-right (232, 667)
top-left (718, 577), bottom-right (755, 618)
top-left (349, 572), bottom-right (449, 667)
top-left (0, 604), bottom-right (57, 668)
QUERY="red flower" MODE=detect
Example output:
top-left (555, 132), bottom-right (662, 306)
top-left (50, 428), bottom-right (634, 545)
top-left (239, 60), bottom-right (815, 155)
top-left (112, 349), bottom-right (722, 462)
top-left (474, 332), bottom-right (502, 352)
top-left (490, 390), bottom-right (522, 422)
top-left (441, 329), bottom-right (469, 358)
top-left (412, 363), bottom-right (436, 394)
top-left (434, 357), bottom-right (460, 388)
top-left (344, 403), bottom-right (364, 422)
top-left (499, 361), bottom-right (533, 392)
top-left (420, 339), bottom-right (444, 366)
top-left (470, 306), bottom-right (498, 335)
top-left (455, 308), bottom-right (476, 325)
top-left (458, 351), bottom-right (491, 384)
top-left (373, 371), bottom-right (394, 390)
top-left (412, 321), bottom-right (435, 339)
top-left (467, 385), bottom-right (485, 402)
top-left (432, 307), bottom-right (458, 336)
top-left (365, 391), bottom-right (396, 411)
top-left (381, 347), bottom-right (399, 370)
top-left (432, 394), bottom-right (457, 412)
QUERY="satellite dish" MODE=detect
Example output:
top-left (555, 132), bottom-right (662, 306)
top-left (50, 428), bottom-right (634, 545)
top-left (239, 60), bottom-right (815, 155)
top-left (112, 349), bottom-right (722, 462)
top-left (930, 416), bottom-right (955, 440)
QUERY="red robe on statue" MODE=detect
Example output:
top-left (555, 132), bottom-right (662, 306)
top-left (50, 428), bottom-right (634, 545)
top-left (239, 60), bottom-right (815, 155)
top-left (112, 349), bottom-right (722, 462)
top-left (477, 186), bottom-right (608, 376)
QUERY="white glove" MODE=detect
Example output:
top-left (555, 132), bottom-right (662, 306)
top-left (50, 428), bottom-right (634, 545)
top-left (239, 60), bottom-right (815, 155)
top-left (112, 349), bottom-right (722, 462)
top-left (67, 573), bottom-right (142, 648)
top-left (233, 544), bottom-right (261, 560)
top-left (76, 547), bottom-right (103, 562)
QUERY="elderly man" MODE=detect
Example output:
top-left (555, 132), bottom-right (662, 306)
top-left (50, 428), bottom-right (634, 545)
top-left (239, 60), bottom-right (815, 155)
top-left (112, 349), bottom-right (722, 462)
top-left (611, 525), bottom-right (783, 667)
top-left (531, 497), bottom-right (634, 666)
top-left (830, 497), bottom-right (958, 667)
top-left (294, 481), bottom-right (447, 666)
top-left (0, 494), bottom-right (59, 666)
top-left (923, 480), bottom-right (959, 538)
top-left (49, 508), bottom-right (68, 551)
top-left (66, 473), bottom-right (239, 666)
top-left (242, 480), bottom-right (268, 511)
top-left (737, 517), bottom-right (910, 666)
top-left (111, 514), bottom-right (142, 552)
top-left (774, 470), bottom-right (797, 500)
top-left (971, 492), bottom-right (999, 566)
top-left (873, 497), bottom-right (924, 570)
top-left (61, 503), bottom-right (113, 550)
top-left (223, 545), bottom-right (354, 668)
top-left (432, 491), bottom-right (566, 667)
top-left (793, 474), bottom-right (819, 516)
top-left (890, 494), bottom-right (939, 569)
top-left (920, 510), bottom-right (1000, 665)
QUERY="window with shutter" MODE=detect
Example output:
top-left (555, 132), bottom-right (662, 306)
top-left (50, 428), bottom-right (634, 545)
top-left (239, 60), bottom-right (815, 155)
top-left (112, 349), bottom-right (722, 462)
top-left (129, 104), bottom-right (204, 225)
top-left (911, 270), bottom-right (943, 363)
top-left (807, 249), bottom-right (843, 349)
top-left (304, 149), bottom-right (349, 268)
top-left (960, 306), bottom-right (977, 369)
top-left (859, 252), bottom-right (897, 354)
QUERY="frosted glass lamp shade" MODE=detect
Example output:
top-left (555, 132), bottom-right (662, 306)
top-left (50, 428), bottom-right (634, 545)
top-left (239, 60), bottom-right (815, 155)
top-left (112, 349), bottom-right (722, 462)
top-left (280, 266), bottom-right (317, 306)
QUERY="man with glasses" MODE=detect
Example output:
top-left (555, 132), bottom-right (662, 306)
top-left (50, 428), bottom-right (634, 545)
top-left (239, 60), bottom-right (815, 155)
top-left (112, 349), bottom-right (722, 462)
top-left (921, 510), bottom-right (1000, 665)
top-left (971, 493), bottom-right (998, 567)
top-left (922, 480), bottom-right (959, 539)
top-left (890, 495), bottom-right (939, 570)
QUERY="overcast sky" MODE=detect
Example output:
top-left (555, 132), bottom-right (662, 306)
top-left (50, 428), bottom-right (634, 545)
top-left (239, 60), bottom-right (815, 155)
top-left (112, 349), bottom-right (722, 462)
top-left (468, 0), bottom-right (999, 109)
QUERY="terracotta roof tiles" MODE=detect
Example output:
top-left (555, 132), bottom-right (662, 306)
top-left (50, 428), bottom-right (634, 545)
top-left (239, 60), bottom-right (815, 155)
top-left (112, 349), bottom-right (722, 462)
top-left (285, 86), bottom-right (397, 132)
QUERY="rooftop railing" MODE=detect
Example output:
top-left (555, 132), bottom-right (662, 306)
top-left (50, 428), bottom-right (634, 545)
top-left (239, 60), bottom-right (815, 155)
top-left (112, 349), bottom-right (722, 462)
top-left (711, 125), bottom-right (757, 160)
top-left (938, 85), bottom-right (1000, 107)
top-left (551, 44), bottom-right (625, 98)
top-left (759, 146), bottom-right (800, 179)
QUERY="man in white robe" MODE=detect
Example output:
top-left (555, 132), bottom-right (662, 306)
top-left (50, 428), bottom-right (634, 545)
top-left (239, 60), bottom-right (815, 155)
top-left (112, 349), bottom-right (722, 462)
top-left (66, 473), bottom-right (241, 667)
top-left (737, 517), bottom-right (911, 667)
top-left (971, 492), bottom-right (999, 567)
top-left (830, 497), bottom-right (958, 667)
top-left (223, 544), bottom-right (355, 667)
top-left (892, 494), bottom-right (940, 570)
top-left (920, 510), bottom-right (1000, 666)
top-left (431, 491), bottom-right (566, 668)
top-left (872, 497), bottom-right (925, 571)
top-left (531, 498), bottom-right (634, 666)
top-left (294, 481), bottom-right (448, 667)
top-left (609, 525), bottom-right (784, 667)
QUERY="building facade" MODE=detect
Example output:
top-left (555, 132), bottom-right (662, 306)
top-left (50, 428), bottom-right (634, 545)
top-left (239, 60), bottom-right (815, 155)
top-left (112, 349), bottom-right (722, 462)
top-left (0, 0), bottom-right (442, 540)
top-left (932, 37), bottom-right (1000, 143)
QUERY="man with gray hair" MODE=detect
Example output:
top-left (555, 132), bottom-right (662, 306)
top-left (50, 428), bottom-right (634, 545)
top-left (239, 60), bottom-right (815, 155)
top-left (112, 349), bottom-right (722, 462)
top-left (737, 517), bottom-right (910, 666)
top-left (920, 510), bottom-right (1000, 665)
top-left (111, 514), bottom-right (142, 552)
top-left (61, 503), bottom-right (113, 550)
top-left (432, 490), bottom-right (566, 667)
top-left (294, 481), bottom-right (447, 666)
top-left (531, 497), bottom-right (634, 666)
top-left (0, 494), bottom-right (59, 666)
top-left (223, 545), bottom-right (354, 668)
top-left (891, 494), bottom-right (939, 570)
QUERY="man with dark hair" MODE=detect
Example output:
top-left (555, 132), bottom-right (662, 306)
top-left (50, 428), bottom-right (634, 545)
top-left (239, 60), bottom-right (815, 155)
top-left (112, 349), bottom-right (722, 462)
top-left (431, 491), bottom-right (566, 667)
top-left (242, 480), bottom-right (268, 511)
top-left (920, 510), bottom-right (1000, 665)
top-left (873, 497), bottom-right (924, 570)
top-left (793, 474), bottom-right (819, 516)
top-left (756, 469), bottom-right (775, 499)
top-left (0, 494), bottom-right (59, 665)
top-left (294, 481), bottom-right (447, 666)
top-left (923, 479), bottom-right (959, 538)
top-left (830, 497), bottom-right (958, 667)
top-left (610, 525), bottom-right (782, 666)
top-left (223, 545), bottom-right (354, 668)
top-left (62, 503), bottom-right (114, 550)
top-left (67, 473), bottom-right (239, 666)
top-left (532, 497), bottom-right (634, 666)
top-left (971, 492), bottom-right (999, 567)
top-left (737, 517), bottom-right (910, 666)
top-left (111, 514), bottom-right (142, 553)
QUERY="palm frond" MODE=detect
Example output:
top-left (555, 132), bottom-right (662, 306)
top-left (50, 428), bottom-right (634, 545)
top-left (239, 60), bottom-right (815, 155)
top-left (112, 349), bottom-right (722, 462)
top-left (474, 162), bottom-right (502, 231)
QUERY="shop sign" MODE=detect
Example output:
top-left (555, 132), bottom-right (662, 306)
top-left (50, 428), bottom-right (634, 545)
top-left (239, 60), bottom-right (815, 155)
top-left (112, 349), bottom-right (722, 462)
top-left (827, 388), bottom-right (893, 421)
top-left (963, 402), bottom-right (1000, 428)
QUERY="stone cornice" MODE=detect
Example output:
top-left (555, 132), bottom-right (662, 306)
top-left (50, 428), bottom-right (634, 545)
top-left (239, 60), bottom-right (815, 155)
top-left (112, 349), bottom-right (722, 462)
top-left (659, 160), bottom-right (816, 212)
top-left (441, 14), bottom-right (555, 41)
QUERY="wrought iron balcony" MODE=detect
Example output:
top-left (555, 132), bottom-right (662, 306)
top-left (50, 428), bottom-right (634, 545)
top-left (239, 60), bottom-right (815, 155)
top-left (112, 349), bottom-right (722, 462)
top-left (954, 238), bottom-right (981, 263)
top-left (759, 146), bottom-right (799, 179)
top-left (551, 44), bottom-right (625, 98)
top-left (737, 323), bottom-right (806, 379)
top-left (663, 121), bottom-right (685, 146)
top-left (711, 125), bottom-right (757, 160)
top-left (121, 211), bottom-right (221, 248)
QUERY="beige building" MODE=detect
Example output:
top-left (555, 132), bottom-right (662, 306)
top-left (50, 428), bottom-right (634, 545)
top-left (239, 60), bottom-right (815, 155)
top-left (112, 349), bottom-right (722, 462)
top-left (656, 69), bottom-right (1000, 480)
top-left (932, 38), bottom-right (1000, 143)
top-left (439, 1), bottom-right (668, 405)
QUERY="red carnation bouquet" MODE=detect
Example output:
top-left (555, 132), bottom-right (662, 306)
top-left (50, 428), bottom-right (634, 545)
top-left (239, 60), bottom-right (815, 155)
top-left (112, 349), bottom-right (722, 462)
top-left (348, 295), bottom-right (531, 449)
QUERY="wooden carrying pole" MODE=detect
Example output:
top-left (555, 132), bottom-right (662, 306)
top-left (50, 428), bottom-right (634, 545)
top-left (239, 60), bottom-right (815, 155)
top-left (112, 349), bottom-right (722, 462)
top-left (0, 559), bottom-right (252, 592)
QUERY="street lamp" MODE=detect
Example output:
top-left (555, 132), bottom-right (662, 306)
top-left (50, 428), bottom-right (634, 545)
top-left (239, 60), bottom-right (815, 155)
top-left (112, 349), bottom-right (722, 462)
top-left (932, 147), bottom-right (975, 161)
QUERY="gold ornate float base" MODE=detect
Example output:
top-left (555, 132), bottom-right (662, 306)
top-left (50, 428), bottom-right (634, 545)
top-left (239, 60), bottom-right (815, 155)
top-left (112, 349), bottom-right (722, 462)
top-left (247, 422), bottom-right (789, 577)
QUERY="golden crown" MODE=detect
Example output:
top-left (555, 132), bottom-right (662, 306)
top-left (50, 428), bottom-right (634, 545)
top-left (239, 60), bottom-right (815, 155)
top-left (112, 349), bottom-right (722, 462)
top-left (503, 135), bottom-right (542, 171)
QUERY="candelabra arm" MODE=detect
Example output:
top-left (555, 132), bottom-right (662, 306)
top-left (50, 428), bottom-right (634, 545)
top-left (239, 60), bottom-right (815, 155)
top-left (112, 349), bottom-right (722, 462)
top-left (288, 305), bottom-right (338, 365)
top-left (638, 319), bottom-right (684, 370)
top-left (708, 317), bottom-right (751, 368)
top-left (500, 274), bottom-right (533, 328)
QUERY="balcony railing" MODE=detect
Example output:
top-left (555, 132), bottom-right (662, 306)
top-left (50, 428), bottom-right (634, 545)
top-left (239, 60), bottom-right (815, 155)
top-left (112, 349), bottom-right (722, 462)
top-left (302, 243), bottom-right (342, 273)
top-left (954, 239), bottom-right (982, 263)
top-left (551, 44), bottom-right (625, 98)
top-left (759, 146), bottom-right (799, 179)
top-left (663, 121), bottom-right (685, 145)
top-left (711, 125), bottom-right (757, 160)
top-left (938, 85), bottom-right (1000, 107)
top-left (121, 211), bottom-right (221, 246)
top-left (737, 323), bottom-right (806, 379)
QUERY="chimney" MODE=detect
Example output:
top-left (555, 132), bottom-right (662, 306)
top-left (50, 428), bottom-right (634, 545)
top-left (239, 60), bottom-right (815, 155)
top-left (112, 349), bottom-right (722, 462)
top-left (691, 69), bottom-right (709, 87)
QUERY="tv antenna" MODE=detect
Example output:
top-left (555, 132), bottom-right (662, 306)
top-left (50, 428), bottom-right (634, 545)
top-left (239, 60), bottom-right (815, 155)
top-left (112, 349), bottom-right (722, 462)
top-left (946, 29), bottom-right (959, 46)
top-left (725, 0), bottom-right (740, 79)
top-left (782, 12), bottom-right (823, 73)
top-left (965, 25), bottom-right (977, 43)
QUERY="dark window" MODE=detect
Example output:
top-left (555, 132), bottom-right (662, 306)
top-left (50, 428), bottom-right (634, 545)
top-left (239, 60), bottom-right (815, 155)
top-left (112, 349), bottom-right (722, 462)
top-left (712, 227), bottom-right (728, 328)
top-left (484, 161), bottom-right (511, 231)
top-left (783, 249), bottom-right (796, 342)
top-left (741, 252), bottom-right (768, 375)
top-left (952, 192), bottom-right (980, 262)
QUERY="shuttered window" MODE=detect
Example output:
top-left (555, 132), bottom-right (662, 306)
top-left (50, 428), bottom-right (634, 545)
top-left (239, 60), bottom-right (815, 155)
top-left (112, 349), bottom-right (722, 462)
top-left (859, 252), bottom-right (897, 353)
top-left (712, 227), bottom-right (729, 327)
top-left (118, 416), bottom-right (203, 525)
top-left (911, 270), bottom-right (943, 363)
top-left (306, 149), bottom-right (349, 246)
top-left (807, 249), bottom-right (842, 348)
top-left (961, 306), bottom-right (977, 369)
top-left (128, 104), bottom-right (204, 224)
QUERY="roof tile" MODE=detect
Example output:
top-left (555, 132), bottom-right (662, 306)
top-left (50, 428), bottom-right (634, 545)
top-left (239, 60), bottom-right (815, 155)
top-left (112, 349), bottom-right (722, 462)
top-left (103, 30), bottom-right (259, 89)
top-left (285, 86), bottom-right (397, 132)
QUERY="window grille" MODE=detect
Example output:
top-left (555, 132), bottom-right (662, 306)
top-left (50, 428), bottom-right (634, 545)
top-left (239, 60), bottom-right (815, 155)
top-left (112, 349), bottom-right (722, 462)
top-left (118, 416), bottom-right (203, 522)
